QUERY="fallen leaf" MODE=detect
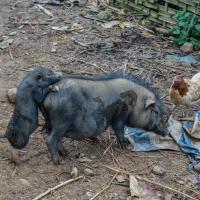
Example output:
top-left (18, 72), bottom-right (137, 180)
top-left (101, 21), bottom-right (119, 29)
top-left (119, 21), bottom-right (125, 29)
top-left (71, 166), bottom-right (79, 178)
top-left (19, 179), bottom-right (31, 187)
top-left (129, 175), bottom-right (141, 198)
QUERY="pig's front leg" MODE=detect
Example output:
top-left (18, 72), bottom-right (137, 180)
top-left (112, 120), bottom-right (129, 148)
top-left (46, 128), bottom-right (64, 164)
top-left (57, 141), bottom-right (67, 156)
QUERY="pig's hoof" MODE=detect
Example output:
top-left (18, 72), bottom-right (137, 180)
top-left (118, 139), bottom-right (129, 149)
top-left (58, 148), bottom-right (68, 157)
top-left (89, 136), bottom-right (99, 143)
top-left (52, 155), bottom-right (63, 165)
top-left (58, 143), bottom-right (68, 157)
top-left (119, 143), bottom-right (128, 149)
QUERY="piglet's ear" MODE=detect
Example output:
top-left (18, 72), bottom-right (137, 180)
top-left (144, 98), bottom-right (155, 109)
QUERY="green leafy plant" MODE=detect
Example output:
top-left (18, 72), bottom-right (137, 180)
top-left (170, 11), bottom-right (200, 50)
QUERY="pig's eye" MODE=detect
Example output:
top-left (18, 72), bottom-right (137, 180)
top-left (36, 73), bottom-right (43, 81)
top-left (153, 110), bottom-right (158, 118)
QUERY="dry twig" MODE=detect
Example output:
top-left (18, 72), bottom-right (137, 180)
top-left (12, 22), bottom-right (50, 26)
top-left (70, 37), bottom-right (90, 47)
top-left (32, 176), bottom-right (84, 200)
top-left (90, 173), bottom-right (118, 200)
top-left (36, 5), bottom-right (53, 17)
top-left (8, 46), bottom-right (13, 60)
top-left (103, 138), bottom-right (116, 155)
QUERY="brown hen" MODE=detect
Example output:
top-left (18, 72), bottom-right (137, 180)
top-left (169, 73), bottom-right (200, 108)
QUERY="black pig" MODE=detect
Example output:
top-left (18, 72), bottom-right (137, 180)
top-left (5, 67), bottom-right (60, 149)
top-left (42, 71), bottom-right (168, 163)
top-left (6, 70), bottom-right (168, 164)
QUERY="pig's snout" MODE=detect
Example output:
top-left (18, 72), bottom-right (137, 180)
top-left (162, 127), bottom-right (170, 136)
top-left (156, 124), bottom-right (170, 136)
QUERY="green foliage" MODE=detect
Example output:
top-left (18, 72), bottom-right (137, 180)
top-left (170, 11), bottom-right (200, 50)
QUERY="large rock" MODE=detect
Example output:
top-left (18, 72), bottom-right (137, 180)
top-left (180, 42), bottom-right (193, 53)
top-left (7, 88), bottom-right (17, 104)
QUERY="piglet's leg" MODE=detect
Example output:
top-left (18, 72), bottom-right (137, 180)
top-left (112, 120), bottom-right (128, 148)
top-left (34, 88), bottom-right (51, 104)
top-left (46, 128), bottom-right (65, 164)
top-left (57, 141), bottom-right (67, 156)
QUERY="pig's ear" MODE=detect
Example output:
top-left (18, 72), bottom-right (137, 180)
top-left (144, 98), bottom-right (155, 109)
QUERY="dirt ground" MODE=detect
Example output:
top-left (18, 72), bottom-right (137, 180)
top-left (0, 1), bottom-right (200, 200)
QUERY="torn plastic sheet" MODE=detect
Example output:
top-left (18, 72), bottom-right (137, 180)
top-left (125, 113), bottom-right (200, 186)
top-left (125, 114), bottom-right (200, 159)
top-left (166, 54), bottom-right (197, 64)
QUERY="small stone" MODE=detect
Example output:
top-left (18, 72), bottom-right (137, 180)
top-left (4, 146), bottom-right (20, 164)
top-left (90, 155), bottom-right (96, 159)
top-left (180, 42), bottom-right (193, 53)
top-left (9, 32), bottom-right (17, 36)
top-left (83, 168), bottom-right (95, 176)
top-left (7, 88), bottom-right (17, 104)
top-left (97, 10), bottom-right (111, 20)
top-left (194, 162), bottom-right (200, 172)
top-left (19, 179), bottom-right (31, 187)
top-left (86, 191), bottom-right (93, 197)
top-left (155, 27), bottom-right (170, 35)
top-left (126, 196), bottom-right (133, 200)
top-left (53, 42), bottom-right (58, 46)
top-left (116, 175), bottom-right (126, 183)
top-left (152, 165), bottom-right (166, 176)
top-left (51, 47), bottom-right (57, 53)
top-left (79, 153), bottom-right (85, 158)
top-left (70, 166), bottom-right (78, 178)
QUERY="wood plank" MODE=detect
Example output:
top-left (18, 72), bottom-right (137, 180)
top-left (150, 10), bottom-right (158, 18)
top-left (148, 0), bottom-right (155, 3)
top-left (149, 16), bottom-right (162, 24)
top-left (158, 11), bottom-right (173, 18)
top-left (158, 15), bottom-right (176, 24)
top-left (128, 2), bottom-right (144, 11)
top-left (178, 0), bottom-right (195, 6)
top-left (163, 0), bottom-right (178, 6)
top-left (144, 2), bottom-right (158, 10)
